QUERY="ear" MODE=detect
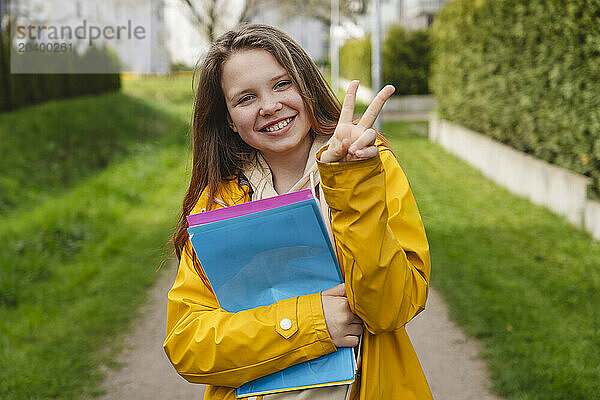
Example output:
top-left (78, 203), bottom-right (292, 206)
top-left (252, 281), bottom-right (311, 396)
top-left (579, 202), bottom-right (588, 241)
top-left (226, 113), bottom-right (238, 133)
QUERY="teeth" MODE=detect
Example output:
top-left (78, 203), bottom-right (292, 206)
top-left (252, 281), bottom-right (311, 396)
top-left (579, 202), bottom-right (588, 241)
top-left (264, 117), bottom-right (292, 132)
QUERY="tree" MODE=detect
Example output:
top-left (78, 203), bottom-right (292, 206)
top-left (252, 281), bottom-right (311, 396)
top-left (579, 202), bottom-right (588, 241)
top-left (178, 0), bottom-right (367, 43)
top-left (273, 0), bottom-right (367, 25)
top-left (178, 0), bottom-right (266, 42)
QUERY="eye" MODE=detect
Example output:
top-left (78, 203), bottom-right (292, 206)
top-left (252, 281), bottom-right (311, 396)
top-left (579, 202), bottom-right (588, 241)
top-left (275, 80), bottom-right (292, 90)
top-left (237, 94), bottom-right (254, 105)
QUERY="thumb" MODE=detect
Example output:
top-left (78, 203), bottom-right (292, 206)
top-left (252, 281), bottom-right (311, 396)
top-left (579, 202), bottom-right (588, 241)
top-left (322, 283), bottom-right (346, 297)
top-left (334, 138), bottom-right (351, 157)
top-left (321, 138), bottom-right (350, 163)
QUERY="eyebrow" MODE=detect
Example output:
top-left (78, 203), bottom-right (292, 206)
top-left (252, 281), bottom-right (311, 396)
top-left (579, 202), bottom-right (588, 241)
top-left (271, 73), bottom-right (290, 82)
top-left (227, 73), bottom-right (291, 103)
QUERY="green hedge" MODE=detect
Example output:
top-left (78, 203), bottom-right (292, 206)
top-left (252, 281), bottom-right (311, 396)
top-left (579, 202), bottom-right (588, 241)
top-left (431, 0), bottom-right (600, 195)
top-left (383, 26), bottom-right (430, 95)
top-left (0, 31), bottom-right (120, 112)
top-left (340, 26), bottom-right (431, 95)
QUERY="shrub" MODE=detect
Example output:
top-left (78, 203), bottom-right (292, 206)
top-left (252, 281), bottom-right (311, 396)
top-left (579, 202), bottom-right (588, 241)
top-left (170, 62), bottom-right (193, 73)
top-left (0, 25), bottom-right (121, 112)
top-left (340, 34), bottom-right (372, 87)
top-left (383, 26), bottom-right (431, 95)
top-left (431, 0), bottom-right (600, 195)
top-left (340, 27), bottom-right (431, 95)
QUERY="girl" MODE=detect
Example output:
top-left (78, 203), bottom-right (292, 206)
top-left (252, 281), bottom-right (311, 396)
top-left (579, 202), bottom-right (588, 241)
top-left (164, 24), bottom-right (432, 400)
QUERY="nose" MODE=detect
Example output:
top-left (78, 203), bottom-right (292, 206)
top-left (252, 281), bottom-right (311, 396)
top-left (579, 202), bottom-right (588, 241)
top-left (259, 96), bottom-right (282, 117)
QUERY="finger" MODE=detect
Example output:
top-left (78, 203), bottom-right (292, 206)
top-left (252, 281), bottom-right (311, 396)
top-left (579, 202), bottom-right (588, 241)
top-left (322, 283), bottom-right (346, 297)
top-left (321, 137), bottom-right (354, 163)
top-left (350, 145), bottom-right (379, 160)
top-left (339, 80), bottom-right (359, 124)
top-left (341, 335), bottom-right (360, 348)
top-left (346, 324), bottom-right (364, 336)
top-left (348, 128), bottom-right (377, 154)
top-left (357, 84), bottom-right (395, 129)
top-left (333, 137), bottom-right (351, 159)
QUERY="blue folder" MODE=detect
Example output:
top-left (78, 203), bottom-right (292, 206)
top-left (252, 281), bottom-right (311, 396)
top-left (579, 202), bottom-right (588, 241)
top-left (187, 197), bottom-right (355, 398)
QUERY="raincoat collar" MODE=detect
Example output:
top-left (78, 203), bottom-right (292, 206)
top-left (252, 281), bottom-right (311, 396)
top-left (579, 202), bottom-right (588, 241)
top-left (241, 134), bottom-right (331, 201)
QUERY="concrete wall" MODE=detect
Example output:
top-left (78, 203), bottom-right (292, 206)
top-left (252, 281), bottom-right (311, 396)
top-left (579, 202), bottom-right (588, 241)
top-left (585, 201), bottom-right (600, 240)
top-left (388, 95), bottom-right (436, 113)
top-left (339, 79), bottom-right (436, 115)
top-left (429, 115), bottom-right (600, 240)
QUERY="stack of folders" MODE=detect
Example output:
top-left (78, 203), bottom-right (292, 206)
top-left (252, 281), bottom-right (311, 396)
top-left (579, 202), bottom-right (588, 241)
top-left (187, 189), bottom-right (356, 398)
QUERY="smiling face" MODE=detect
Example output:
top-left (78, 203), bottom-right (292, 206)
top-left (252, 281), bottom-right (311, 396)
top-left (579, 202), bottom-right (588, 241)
top-left (221, 48), bottom-right (312, 161)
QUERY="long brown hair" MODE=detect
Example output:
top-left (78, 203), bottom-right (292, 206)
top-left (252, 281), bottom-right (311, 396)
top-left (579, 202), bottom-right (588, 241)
top-left (172, 24), bottom-right (343, 283)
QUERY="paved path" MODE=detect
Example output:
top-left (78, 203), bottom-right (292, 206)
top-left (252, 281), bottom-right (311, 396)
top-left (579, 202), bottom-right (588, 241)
top-left (97, 268), bottom-right (204, 400)
top-left (407, 289), bottom-right (502, 400)
top-left (97, 266), bottom-right (503, 400)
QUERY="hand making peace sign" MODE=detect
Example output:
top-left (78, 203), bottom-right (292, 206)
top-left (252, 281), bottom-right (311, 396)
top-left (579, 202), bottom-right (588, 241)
top-left (320, 80), bottom-right (396, 163)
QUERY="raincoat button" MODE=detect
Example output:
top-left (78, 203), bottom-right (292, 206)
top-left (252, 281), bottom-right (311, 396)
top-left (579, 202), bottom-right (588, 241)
top-left (279, 318), bottom-right (292, 330)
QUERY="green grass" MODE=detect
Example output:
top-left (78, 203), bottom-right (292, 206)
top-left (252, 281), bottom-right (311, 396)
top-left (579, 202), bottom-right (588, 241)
top-left (0, 92), bottom-right (186, 215)
top-left (384, 120), bottom-right (600, 400)
top-left (0, 144), bottom-right (186, 398)
top-left (121, 75), bottom-right (197, 120)
top-left (0, 78), bottom-right (192, 399)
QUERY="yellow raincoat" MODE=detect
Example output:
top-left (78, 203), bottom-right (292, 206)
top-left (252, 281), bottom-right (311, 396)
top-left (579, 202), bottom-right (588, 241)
top-left (164, 141), bottom-right (432, 399)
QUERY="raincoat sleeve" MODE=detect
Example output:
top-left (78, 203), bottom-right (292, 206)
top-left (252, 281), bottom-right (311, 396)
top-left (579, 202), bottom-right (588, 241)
top-left (163, 212), bottom-right (336, 387)
top-left (316, 143), bottom-right (430, 334)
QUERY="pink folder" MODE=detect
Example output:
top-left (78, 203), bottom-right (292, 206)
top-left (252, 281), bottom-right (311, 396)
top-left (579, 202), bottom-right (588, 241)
top-left (187, 189), bottom-right (314, 227)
